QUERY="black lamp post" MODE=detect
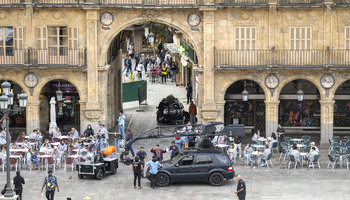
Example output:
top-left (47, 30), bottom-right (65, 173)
top-left (0, 80), bottom-right (28, 197)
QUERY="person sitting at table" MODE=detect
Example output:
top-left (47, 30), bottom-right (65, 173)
top-left (71, 139), bottom-right (80, 149)
top-left (83, 124), bottom-right (94, 138)
top-left (252, 130), bottom-right (261, 145)
top-left (260, 144), bottom-right (271, 167)
top-left (42, 139), bottom-right (53, 149)
top-left (288, 143), bottom-right (300, 165)
top-left (52, 127), bottom-right (62, 140)
top-left (310, 142), bottom-right (319, 153)
top-left (29, 149), bottom-right (39, 170)
top-left (227, 143), bottom-right (237, 165)
top-left (52, 147), bottom-right (61, 168)
top-left (307, 147), bottom-right (319, 168)
top-left (10, 142), bottom-right (19, 150)
top-left (36, 128), bottom-right (43, 148)
top-left (57, 140), bottom-right (67, 157)
top-left (244, 143), bottom-right (254, 165)
top-left (97, 124), bottom-right (109, 141)
top-left (17, 131), bottom-right (26, 141)
top-left (22, 139), bottom-right (32, 149)
top-left (68, 127), bottom-right (80, 140)
top-left (266, 138), bottom-right (273, 151)
top-left (40, 143), bottom-right (50, 154)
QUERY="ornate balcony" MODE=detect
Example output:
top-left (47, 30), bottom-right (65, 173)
top-left (214, 49), bottom-right (350, 69)
top-left (0, 48), bottom-right (86, 68)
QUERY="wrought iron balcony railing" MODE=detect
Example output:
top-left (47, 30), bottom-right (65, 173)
top-left (216, 0), bottom-right (268, 5)
top-left (0, 48), bottom-right (86, 68)
top-left (278, 0), bottom-right (323, 5)
top-left (214, 49), bottom-right (350, 68)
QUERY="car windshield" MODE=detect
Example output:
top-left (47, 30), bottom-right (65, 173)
top-left (170, 153), bottom-right (183, 164)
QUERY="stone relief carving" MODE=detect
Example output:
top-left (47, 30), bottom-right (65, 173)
top-left (142, 10), bottom-right (158, 21)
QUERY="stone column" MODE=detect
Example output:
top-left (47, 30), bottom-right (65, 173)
top-left (26, 101), bottom-right (40, 134)
top-left (200, 8), bottom-right (218, 121)
top-left (84, 8), bottom-right (102, 119)
top-left (320, 100), bottom-right (335, 145)
top-left (265, 100), bottom-right (279, 138)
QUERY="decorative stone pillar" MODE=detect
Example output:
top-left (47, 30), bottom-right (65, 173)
top-left (84, 8), bottom-right (102, 120)
top-left (265, 100), bottom-right (279, 138)
top-left (26, 101), bottom-right (40, 134)
top-left (320, 100), bottom-right (335, 145)
top-left (200, 7), bottom-right (218, 121)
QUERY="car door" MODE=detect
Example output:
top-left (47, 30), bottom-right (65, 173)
top-left (192, 154), bottom-right (214, 180)
top-left (171, 155), bottom-right (194, 181)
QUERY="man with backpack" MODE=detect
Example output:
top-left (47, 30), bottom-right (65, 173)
top-left (41, 169), bottom-right (60, 200)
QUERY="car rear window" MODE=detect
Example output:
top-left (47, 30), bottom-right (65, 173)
top-left (214, 154), bottom-right (230, 165)
top-left (195, 155), bottom-right (213, 165)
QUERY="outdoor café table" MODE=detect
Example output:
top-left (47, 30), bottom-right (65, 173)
top-left (299, 152), bottom-right (308, 168)
top-left (39, 154), bottom-right (51, 170)
top-left (252, 144), bottom-right (265, 151)
top-left (296, 144), bottom-right (306, 149)
top-left (68, 154), bottom-right (80, 169)
top-left (257, 138), bottom-right (267, 144)
top-left (337, 144), bottom-right (348, 153)
top-left (9, 149), bottom-right (29, 153)
top-left (10, 155), bottom-right (23, 170)
top-left (50, 142), bottom-right (61, 147)
top-left (250, 151), bottom-right (262, 167)
top-left (25, 136), bottom-right (43, 139)
top-left (334, 153), bottom-right (347, 168)
top-left (215, 144), bottom-right (229, 149)
top-left (291, 138), bottom-right (304, 144)
top-left (57, 136), bottom-right (69, 139)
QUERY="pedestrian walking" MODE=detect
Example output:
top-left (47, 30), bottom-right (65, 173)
top-left (136, 61), bottom-right (143, 79)
top-left (118, 111), bottom-right (126, 140)
top-left (13, 170), bottom-right (25, 200)
top-left (136, 146), bottom-right (147, 177)
top-left (277, 123), bottom-right (285, 153)
top-left (131, 156), bottom-right (143, 189)
top-left (146, 156), bottom-right (163, 189)
top-left (186, 83), bottom-right (193, 104)
top-left (234, 175), bottom-right (246, 200)
top-left (128, 42), bottom-right (134, 59)
top-left (188, 101), bottom-right (197, 124)
top-left (126, 129), bottom-right (135, 157)
top-left (41, 169), bottom-right (60, 200)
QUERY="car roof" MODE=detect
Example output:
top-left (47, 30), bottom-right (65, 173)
top-left (183, 148), bottom-right (224, 154)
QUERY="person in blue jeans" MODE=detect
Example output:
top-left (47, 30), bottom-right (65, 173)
top-left (146, 156), bottom-right (163, 189)
top-left (29, 149), bottom-right (39, 170)
top-left (136, 147), bottom-right (147, 177)
top-left (118, 111), bottom-right (126, 140)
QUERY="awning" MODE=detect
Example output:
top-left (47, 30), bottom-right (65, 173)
top-left (164, 43), bottom-right (179, 56)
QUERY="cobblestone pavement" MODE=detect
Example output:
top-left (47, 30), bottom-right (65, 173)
top-left (1, 82), bottom-right (350, 200)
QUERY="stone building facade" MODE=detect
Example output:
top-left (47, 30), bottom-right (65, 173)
top-left (1, 0), bottom-right (350, 144)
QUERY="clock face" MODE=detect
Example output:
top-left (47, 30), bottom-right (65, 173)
top-left (188, 13), bottom-right (201, 27)
top-left (100, 12), bottom-right (114, 26)
top-left (24, 73), bottom-right (38, 88)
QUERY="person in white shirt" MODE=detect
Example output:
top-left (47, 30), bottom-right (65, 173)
top-left (310, 142), bottom-right (319, 153)
top-left (288, 143), bottom-right (300, 163)
top-left (252, 130), bottom-right (261, 144)
top-left (260, 144), bottom-right (271, 167)
top-left (28, 130), bottom-right (38, 141)
top-left (52, 127), bottom-right (62, 139)
top-left (52, 147), bottom-right (61, 168)
top-left (307, 147), bottom-right (319, 167)
top-left (98, 124), bottom-right (109, 141)
top-left (136, 61), bottom-right (144, 79)
top-left (40, 143), bottom-right (50, 154)
top-left (68, 127), bottom-right (79, 140)
top-left (57, 140), bottom-right (67, 157)
top-left (227, 143), bottom-right (237, 165)
top-left (244, 143), bottom-right (254, 165)
top-left (22, 139), bottom-right (32, 149)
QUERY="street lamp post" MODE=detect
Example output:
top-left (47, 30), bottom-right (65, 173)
top-left (0, 80), bottom-right (28, 198)
top-left (148, 31), bottom-right (156, 59)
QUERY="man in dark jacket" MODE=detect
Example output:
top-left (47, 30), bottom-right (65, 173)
top-left (169, 142), bottom-right (179, 159)
top-left (126, 129), bottom-right (135, 157)
top-left (13, 170), bottom-right (25, 200)
top-left (235, 175), bottom-right (246, 200)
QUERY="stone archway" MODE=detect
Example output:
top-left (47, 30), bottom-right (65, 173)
top-left (99, 16), bottom-right (203, 67)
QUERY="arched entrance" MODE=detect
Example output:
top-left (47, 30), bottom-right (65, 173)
top-left (224, 80), bottom-right (266, 134)
top-left (39, 80), bottom-right (80, 132)
top-left (0, 80), bottom-right (26, 133)
top-left (279, 79), bottom-right (320, 140)
top-left (333, 80), bottom-right (350, 131)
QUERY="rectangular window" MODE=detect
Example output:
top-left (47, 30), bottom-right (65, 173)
top-left (0, 27), bottom-right (14, 56)
top-left (290, 27), bottom-right (311, 50)
top-left (48, 26), bottom-right (68, 56)
top-left (234, 27), bottom-right (256, 50)
top-left (345, 27), bottom-right (350, 49)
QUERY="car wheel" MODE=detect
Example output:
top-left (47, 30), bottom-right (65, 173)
top-left (96, 169), bottom-right (104, 180)
top-left (155, 173), bottom-right (170, 187)
top-left (78, 174), bottom-right (84, 179)
top-left (209, 172), bottom-right (224, 186)
top-left (112, 164), bottom-right (117, 174)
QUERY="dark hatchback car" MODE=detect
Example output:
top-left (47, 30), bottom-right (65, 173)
top-left (150, 149), bottom-right (235, 187)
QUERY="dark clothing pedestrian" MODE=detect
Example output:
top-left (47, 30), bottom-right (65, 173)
top-left (234, 136), bottom-right (242, 144)
top-left (126, 58), bottom-right (132, 74)
top-left (83, 128), bottom-right (94, 138)
top-left (126, 131), bottom-right (135, 157)
top-left (13, 174), bottom-right (25, 200)
top-left (169, 145), bottom-right (179, 159)
top-left (236, 179), bottom-right (246, 200)
top-left (186, 85), bottom-right (193, 104)
top-left (132, 161), bottom-right (142, 187)
top-left (277, 126), bottom-right (285, 152)
top-left (134, 53), bottom-right (140, 70)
